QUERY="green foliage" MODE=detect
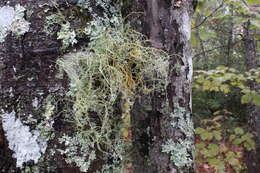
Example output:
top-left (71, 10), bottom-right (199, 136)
top-left (246, 0), bottom-right (259, 5)
top-left (194, 0), bottom-right (260, 28)
top-left (192, 0), bottom-right (259, 69)
top-left (229, 128), bottom-right (255, 151)
top-left (194, 66), bottom-right (260, 106)
top-left (192, 1), bottom-right (259, 172)
top-left (58, 22), bottom-right (169, 171)
top-left (195, 119), bottom-right (255, 173)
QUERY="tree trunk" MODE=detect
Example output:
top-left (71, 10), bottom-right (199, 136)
top-left (131, 1), bottom-right (195, 173)
top-left (0, 1), bottom-right (77, 172)
top-left (243, 20), bottom-right (260, 173)
top-left (0, 1), bottom-right (195, 172)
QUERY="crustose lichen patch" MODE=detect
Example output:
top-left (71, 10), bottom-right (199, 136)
top-left (0, 4), bottom-right (30, 43)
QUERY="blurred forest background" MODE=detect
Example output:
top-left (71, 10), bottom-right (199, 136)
top-left (192, 0), bottom-right (260, 172)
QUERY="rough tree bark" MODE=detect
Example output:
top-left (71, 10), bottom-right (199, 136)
top-left (0, 0), bottom-right (195, 172)
top-left (0, 1), bottom-right (75, 172)
top-left (131, 0), bottom-right (195, 173)
top-left (243, 20), bottom-right (260, 173)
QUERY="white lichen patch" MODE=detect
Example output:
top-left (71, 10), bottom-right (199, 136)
top-left (0, 4), bottom-right (30, 43)
top-left (32, 97), bottom-right (39, 108)
top-left (1, 111), bottom-right (47, 168)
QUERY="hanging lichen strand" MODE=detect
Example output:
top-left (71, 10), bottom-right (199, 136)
top-left (57, 22), bottom-right (169, 172)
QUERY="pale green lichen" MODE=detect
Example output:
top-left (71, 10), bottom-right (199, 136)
top-left (44, 13), bottom-right (77, 49)
top-left (58, 134), bottom-right (96, 172)
top-left (42, 99), bottom-right (55, 119)
top-left (170, 105), bottom-right (194, 139)
top-left (57, 21), bottom-right (169, 171)
top-left (162, 139), bottom-right (193, 168)
top-left (57, 22), bottom-right (77, 49)
top-left (162, 104), bottom-right (194, 168)
top-left (0, 4), bottom-right (30, 43)
top-left (44, 0), bottom-right (121, 49)
top-left (78, 0), bottom-right (120, 39)
top-left (94, 136), bottom-right (125, 173)
top-left (44, 13), bottom-right (64, 35)
top-left (77, 0), bottom-right (118, 16)
top-left (84, 16), bottom-right (121, 40)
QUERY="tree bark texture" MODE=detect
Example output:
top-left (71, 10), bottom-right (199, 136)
top-left (131, 0), bottom-right (194, 173)
top-left (0, 1), bottom-right (79, 172)
top-left (243, 20), bottom-right (260, 173)
top-left (0, 0), bottom-right (195, 172)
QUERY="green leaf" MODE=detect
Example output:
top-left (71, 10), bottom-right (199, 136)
top-left (244, 141), bottom-right (255, 151)
top-left (215, 162), bottom-right (226, 173)
top-left (229, 134), bottom-right (236, 141)
top-left (208, 157), bottom-right (221, 166)
top-left (243, 135), bottom-right (256, 151)
top-left (233, 138), bottom-right (243, 145)
top-left (213, 130), bottom-right (222, 141)
top-left (234, 127), bottom-right (244, 135)
top-left (191, 31), bottom-right (199, 48)
top-left (201, 131), bottom-right (213, 140)
top-left (196, 142), bottom-right (206, 149)
top-left (201, 149), bottom-right (210, 157)
top-left (220, 145), bottom-right (228, 153)
top-left (241, 93), bottom-right (253, 104)
top-left (226, 151), bottom-right (235, 158)
top-left (195, 127), bottom-right (205, 135)
top-left (227, 157), bottom-right (239, 166)
top-left (253, 94), bottom-right (260, 106)
top-left (196, 157), bottom-right (204, 164)
top-left (199, 28), bottom-right (216, 41)
top-left (220, 84), bottom-right (230, 93)
top-left (244, 132), bottom-right (254, 139)
top-left (207, 144), bottom-right (219, 156)
top-left (246, 0), bottom-right (259, 5)
top-left (208, 143), bottom-right (219, 150)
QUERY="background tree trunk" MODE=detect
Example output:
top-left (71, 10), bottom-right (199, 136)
top-left (131, 1), bottom-right (195, 173)
top-left (243, 20), bottom-right (260, 173)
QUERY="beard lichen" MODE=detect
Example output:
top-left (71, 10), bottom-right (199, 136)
top-left (43, 1), bottom-right (170, 172)
top-left (57, 21), bottom-right (169, 172)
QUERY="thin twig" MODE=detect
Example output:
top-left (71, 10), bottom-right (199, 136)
top-left (192, 0), bottom-right (225, 30)
top-left (193, 40), bottom-right (240, 57)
